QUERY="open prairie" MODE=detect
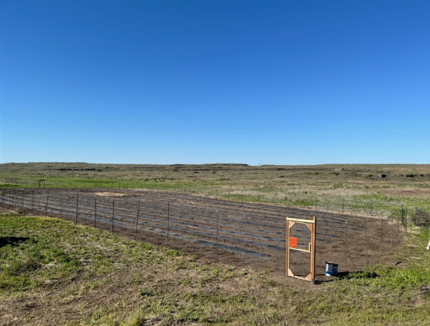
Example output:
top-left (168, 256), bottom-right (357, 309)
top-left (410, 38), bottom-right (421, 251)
top-left (1, 163), bottom-right (430, 325)
top-left (1, 162), bottom-right (430, 215)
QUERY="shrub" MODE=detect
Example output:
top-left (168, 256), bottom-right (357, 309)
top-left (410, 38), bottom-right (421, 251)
top-left (410, 208), bottom-right (430, 228)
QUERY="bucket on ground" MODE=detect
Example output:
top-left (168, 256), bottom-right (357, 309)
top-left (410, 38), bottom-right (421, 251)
top-left (325, 261), bottom-right (338, 276)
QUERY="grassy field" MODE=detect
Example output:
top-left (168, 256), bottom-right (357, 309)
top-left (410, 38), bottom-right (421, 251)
top-left (1, 212), bottom-right (430, 325)
top-left (1, 162), bottom-right (430, 216)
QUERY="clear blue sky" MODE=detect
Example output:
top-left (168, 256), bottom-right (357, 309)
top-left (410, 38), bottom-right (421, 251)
top-left (1, 0), bottom-right (429, 165)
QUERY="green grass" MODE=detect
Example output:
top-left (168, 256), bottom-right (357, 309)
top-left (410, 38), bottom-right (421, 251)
top-left (0, 163), bottom-right (430, 216)
top-left (2, 213), bottom-right (430, 325)
top-left (1, 162), bottom-right (429, 217)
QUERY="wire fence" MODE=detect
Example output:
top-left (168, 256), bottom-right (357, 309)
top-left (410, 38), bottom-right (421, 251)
top-left (2, 176), bottom-right (426, 217)
top-left (0, 188), bottom-right (408, 277)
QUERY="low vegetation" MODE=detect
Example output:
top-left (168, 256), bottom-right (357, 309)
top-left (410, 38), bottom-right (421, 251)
top-left (1, 213), bottom-right (430, 325)
top-left (1, 163), bottom-right (429, 216)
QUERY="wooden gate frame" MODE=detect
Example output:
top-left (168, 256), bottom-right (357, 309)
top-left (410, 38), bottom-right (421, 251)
top-left (285, 216), bottom-right (316, 282)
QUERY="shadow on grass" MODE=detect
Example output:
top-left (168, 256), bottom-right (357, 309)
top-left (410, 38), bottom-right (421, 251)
top-left (0, 236), bottom-right (30, 248)
top-left (312, 270), bottom-right (380, 285)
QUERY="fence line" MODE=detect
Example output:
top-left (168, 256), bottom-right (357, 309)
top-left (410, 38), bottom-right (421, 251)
top-left (0, 188), bottom-right (408, 273)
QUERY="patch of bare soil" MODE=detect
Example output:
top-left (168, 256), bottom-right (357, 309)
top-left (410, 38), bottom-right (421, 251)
top-left (93, 192), bottom-right (129, 197)
top-left (380, 188), bottom-right (430, 197)
top-left (0, 207), bottom-right (17, 214)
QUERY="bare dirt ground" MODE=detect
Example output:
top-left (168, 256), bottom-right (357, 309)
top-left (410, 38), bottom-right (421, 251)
top-left (379, 188), bottom-right (430, 197)
top-left (1, 188), bottom-right (404, 284)
top-left (0, 207), bottom-right (17, 214)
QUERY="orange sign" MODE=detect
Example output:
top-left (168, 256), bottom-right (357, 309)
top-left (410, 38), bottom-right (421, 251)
top-left (289, 237), bottom-right (297, 248)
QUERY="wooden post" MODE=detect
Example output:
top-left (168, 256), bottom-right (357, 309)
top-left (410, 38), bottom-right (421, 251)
top-left (285, 218), bottom-right (289, 276)
top-left (311, 216), bottom-right (316, 281)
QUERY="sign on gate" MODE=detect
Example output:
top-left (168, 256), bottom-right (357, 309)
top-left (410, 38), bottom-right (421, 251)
top-left (289, 237), bottom-right (297, 248)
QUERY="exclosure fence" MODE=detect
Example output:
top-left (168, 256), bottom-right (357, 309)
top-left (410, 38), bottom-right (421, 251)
top-left (0, 189), bottom-right (406, 276)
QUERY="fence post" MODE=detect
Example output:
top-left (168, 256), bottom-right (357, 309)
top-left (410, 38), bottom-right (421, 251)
top-left (111, 199), bottom-right (115, 234)
top-left (60, 192), bottom-right (64, 217)
top-left (390, 213), bottom-right (394, 247)
top-left (342, 198), bottom-right (344, 214)
top-left (11, 190), bottom-right (15, 208)
top-left (401, 204), bottom-right (404, 226)
top-left (22, 190), bottom-right (25, 209)
top-left (380, 216), bottom-right (383, 259)
top-left (94, 198), bottom-right (97, 228)
top-left (399, 205), bottom-right (402, 244)
top-left (135, 199), bottom-right (140, 240)
top-left (344, 221), bottom-right (348, 271)
top-left (31, 191), bottom-right (35, 211)
top-left (167, 203), bottom-right (170, 245)
top-left (405, 208), bottom-right (408, 233)
top-left (45, 190), bottom-right (50, 216)
top-left (75, 192), bottom-right (79, 224)
top-left (365, 217), bottom-right (368, 265)
top-left (216, 210), bottom-right (219, 262)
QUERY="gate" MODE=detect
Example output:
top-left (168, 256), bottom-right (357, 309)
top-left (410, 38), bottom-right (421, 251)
top-left (285, 216), bottom-right (316, 282)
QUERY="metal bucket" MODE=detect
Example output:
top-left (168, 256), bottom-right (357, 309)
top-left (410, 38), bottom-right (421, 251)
top-left (325, 261), bottom-right (338, 276)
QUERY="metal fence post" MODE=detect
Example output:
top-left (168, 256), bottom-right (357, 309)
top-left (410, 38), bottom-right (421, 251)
top-left (216, 210), bottom-right (219, 262)
top-left (60, 192), bottom-right (64, 217)
top-left (401, 204), bottom-right (404, 226)
top-left (167, 203), bottom-right (170, 245)
top-left (45, 191), bottom-right (50, 216)
top-left (365, 217), bottom-right (368, 265)
top-left (135, 199), bottom-right (140, 240)
top-left (344, 221), bottom-right (348, 271)
top-left (405, 208), bottom-right (408, 233)
top-left (390, 213), bottom-right (394, 247)
top-left (399, 205), bottom-right (402, 244)
top-left (380, 216), bottom-right (383, 260)
top-left (75, 192), bottom-right (79, 224)
top-left (111, 199), bottom-right (115, 234)
top-left (342, 198), bottom-right (344, 214)
top-left (94, 198), bottom-right (97, 228)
